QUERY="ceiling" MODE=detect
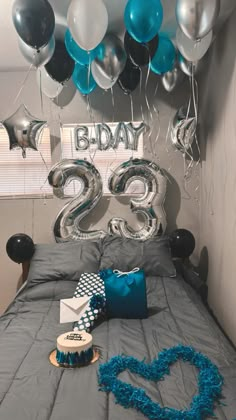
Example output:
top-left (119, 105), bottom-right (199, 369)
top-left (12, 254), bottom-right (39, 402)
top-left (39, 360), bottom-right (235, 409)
top-left (0, 0), bottom-right (236, 71)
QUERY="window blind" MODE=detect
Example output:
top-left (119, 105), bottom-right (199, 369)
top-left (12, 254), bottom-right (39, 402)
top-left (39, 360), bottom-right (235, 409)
top-left (61, 123), bottom-right (144, 195)
top-left (0, 125), bottom-right (52, 197)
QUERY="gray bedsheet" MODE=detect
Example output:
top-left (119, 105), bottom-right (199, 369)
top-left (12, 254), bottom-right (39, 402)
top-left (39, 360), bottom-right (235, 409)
top-left (0, 275), bottom-right (236, 420)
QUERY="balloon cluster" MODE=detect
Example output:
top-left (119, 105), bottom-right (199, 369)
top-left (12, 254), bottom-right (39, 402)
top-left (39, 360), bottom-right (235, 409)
top-left (12, 0), bottom-right (220, 99)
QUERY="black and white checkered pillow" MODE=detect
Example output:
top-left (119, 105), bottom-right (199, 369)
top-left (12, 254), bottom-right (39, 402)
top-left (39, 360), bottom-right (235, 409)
top-left (73, 273), bottom-right (106, 332)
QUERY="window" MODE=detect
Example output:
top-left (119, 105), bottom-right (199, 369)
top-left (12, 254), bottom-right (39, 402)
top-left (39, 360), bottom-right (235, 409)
top-left (0, 125), bottom-right (52, 198)
top-left (61, 122), bottom-right (144, 195)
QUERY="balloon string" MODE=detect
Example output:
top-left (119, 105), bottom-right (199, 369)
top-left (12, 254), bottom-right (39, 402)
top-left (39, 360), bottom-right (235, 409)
top-left (129, 93), bottom-right (134, 160)
top-left (86, 94), bottom-right (97, 166)
top-left (152, 80), bottom-right (161, 160)
top-left (110, 86), bottom-right (115, 123)
top-left (129, 93), bottom-right (134, 122)
top-left (39, 69), bottom-right (44, 116)
top-left (191, 65), bottom-right (198, 125)
top-left (14, 64), bottom-right (33, 105)
top-left (139, 67), bottom-right (144, 122)
top-left (145, 59), bottom-right (157, 161)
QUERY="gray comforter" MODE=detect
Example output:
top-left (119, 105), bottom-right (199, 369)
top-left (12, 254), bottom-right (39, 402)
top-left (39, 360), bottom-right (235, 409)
top-left (0, 274), bottom-right (236, 420)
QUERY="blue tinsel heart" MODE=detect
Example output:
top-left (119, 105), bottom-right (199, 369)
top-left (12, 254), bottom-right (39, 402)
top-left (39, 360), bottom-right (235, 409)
top-left (98, 344), bottom-right (223, 420)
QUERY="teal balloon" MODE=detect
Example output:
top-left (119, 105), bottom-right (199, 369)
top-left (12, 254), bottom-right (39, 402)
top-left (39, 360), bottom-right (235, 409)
top-left (65, 30), bottom-right (99, 66)
top-left (72, 63), bottom-right (97, 95)
top-left (150, 36), bottom-right (176, 75)
top-left (124, 0), bottom-right (163, 43)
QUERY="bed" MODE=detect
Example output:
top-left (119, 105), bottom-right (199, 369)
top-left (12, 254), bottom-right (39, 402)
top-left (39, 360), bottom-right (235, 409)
top-left (0, 235), bottom-right (236, 420)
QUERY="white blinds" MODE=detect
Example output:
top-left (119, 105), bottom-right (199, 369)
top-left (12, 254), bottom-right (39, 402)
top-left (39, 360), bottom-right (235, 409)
top-left (60, 123), bottom-right (144, 195)
top-left (0, 126), bottom-right (52, 197)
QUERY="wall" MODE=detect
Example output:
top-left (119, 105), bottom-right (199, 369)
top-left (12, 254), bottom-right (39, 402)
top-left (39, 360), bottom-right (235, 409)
top-left (0, 68), bottom-right (200, 314)
top-left (199, 10), bottom-right (236, 345)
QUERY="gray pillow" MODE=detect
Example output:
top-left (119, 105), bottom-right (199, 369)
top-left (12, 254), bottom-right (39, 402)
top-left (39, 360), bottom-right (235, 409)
top-left (27, 241), bottom-right (102, 284)
top-left (100, 236), bottom-right (176, 277)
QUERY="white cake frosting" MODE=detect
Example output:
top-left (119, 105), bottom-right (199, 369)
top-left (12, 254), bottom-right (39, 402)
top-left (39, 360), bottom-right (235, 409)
top-left (57, 331), bottom-right (93, 354)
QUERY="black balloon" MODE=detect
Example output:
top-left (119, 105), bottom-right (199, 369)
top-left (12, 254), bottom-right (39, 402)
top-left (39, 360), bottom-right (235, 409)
top-left (45, 40), bottom-right (75, 84)
top-left (118, 59), bottom-right (140, 94)
top-left (12, 0), bottom-right (55, 50)
top-left (124, 32), bottom-right (159, 67)
top-left (6, 234), bottom-right (35, 263)
top-left (169, 229), bottom-right (195, 259)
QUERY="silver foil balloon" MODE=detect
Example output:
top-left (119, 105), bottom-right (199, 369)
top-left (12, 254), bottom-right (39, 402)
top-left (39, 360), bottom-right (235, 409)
top-left (161, 67), bottom-right (185, 92)
top-left (112, 122), bottom-right (129, 149)
top-left (171, 107), bottom-right (197, 153)
top-left (93, 34), bottom-right (127, 81)
top-left (18, 36), bottom-right (55, 67)
top-left (176, 0), bottom-right (220, 40)
top-left (74, 126), bottom-right (90, 151)
top-left (2, 104), bottom-right (46, 158)
top-left (108, 158), bottom-right (167, 241)
top-left (127, 122), bottom-right (146, 151)
top-left (96, 124), bottom-right (113, 150)
top-left (48, 159), bottom-right (106, 241)
top-left (178, 53), bottom-right (198, 76)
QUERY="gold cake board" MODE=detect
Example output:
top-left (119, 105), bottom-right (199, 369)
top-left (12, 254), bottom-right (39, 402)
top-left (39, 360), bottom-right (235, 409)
top-left (49, 347), bottom-right (100, 368)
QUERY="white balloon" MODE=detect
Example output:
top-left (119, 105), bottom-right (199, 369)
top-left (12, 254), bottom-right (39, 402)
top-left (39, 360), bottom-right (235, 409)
top-left (67, 0), bottom-right (108, 51)
top-left (176, 28), bottom-right (212, 61)
top-left (36, 67), bottom-right (63, 99)
top-left (91, 61), bottom-right (117, 90)
top-left (18, 37), bottom-right (55, 68)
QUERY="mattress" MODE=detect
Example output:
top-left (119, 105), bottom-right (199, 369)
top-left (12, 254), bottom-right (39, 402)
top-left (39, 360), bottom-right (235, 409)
top-left (0, 274), bottom-right (236, 420)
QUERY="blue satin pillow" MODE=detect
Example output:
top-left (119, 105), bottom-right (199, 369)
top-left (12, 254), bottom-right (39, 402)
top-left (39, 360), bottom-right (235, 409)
top-left (100, 268), bottom-right (148, 319)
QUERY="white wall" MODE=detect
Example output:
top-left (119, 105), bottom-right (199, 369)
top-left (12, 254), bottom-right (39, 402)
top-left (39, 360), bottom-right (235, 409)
top-left (199, 10), bottom-right (236, 345)
top-left (0, 69), bottom-right (200, 313)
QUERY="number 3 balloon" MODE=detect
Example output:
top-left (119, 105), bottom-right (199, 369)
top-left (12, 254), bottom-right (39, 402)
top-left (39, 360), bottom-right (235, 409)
top-left (108, 159), bottom-right (167, 240)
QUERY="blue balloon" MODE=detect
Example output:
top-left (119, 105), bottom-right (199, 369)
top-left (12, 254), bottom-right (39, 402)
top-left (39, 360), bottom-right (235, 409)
top-left (124, 0), bottom-right (163, 43)
top-left (72, 63), bottom-right (97, 95)
top-left (65, 30), bottom-right (99, 66)
top-left (150, 36), bottom-right (176, 75)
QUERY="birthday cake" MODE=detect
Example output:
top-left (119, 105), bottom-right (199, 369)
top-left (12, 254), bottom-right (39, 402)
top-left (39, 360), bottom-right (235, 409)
top-left (56, 331), bottom-right (93, 367)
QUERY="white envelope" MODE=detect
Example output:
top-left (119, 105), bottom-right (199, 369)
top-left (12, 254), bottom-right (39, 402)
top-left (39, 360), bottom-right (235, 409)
top-left (60, 296), bottom-right (90, 324)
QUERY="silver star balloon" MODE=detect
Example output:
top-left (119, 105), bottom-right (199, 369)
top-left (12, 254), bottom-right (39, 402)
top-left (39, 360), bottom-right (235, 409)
top-left (2, 104), bottom-right (46, 158)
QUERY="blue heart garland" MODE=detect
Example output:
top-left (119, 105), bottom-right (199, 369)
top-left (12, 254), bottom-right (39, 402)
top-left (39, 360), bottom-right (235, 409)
top-left (98, 344), bottom-right (223, 420)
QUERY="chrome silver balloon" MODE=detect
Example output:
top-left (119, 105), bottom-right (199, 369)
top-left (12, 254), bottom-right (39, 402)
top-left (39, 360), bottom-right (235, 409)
top-left (108, 158), bottom-right (167, 241)
top-left (93, 34), bottom-right (127, 81)
top-left (48, 159), bottom-right (106, 241)
top-left (2, 104), bottom-right (46, 158)
top-left (18, 36), bottom-right (55, 68)
top-left (176, 0), bottom-right (220, 40)
top-left (178, 53), bottom-right (198, 76)
top-left (161, 67), bottom-right (185, 92)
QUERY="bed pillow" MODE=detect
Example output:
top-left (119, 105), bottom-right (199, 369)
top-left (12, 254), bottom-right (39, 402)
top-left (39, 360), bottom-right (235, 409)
top-left (27, 241), bottom-right (102, 284)
top-left (100, 235), bottom-right (176, 277)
